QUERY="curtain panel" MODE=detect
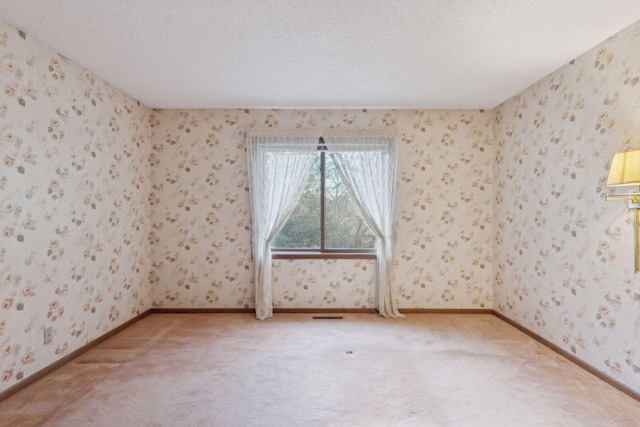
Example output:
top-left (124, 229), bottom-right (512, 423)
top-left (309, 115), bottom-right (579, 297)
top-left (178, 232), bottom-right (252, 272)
top-left (246, 129), bottom-right (402, 319)
top-left (246, 132), bottom-right (318, 320)
top-left (323, 130), bottom-right (402, 318)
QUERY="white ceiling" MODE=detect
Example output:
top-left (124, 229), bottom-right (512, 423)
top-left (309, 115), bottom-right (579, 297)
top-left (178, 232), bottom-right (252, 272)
top-left (1, 1), bottom-right (640, 110)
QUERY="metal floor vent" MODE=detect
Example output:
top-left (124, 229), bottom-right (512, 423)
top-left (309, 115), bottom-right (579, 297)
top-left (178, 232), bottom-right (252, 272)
top-left (312, 316), bottom-right (343, 320)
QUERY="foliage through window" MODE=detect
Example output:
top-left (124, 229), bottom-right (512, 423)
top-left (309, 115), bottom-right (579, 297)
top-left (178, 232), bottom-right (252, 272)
top-left (272, 149), bottom-right (376, 251)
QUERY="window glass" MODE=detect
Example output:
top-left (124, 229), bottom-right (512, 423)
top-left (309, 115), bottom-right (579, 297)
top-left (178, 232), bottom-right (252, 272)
top-left (324, 154), bottom-right (376, 249)
top-left (272, 151), bottom-right (376, 250)
top-left (272, 153), bottom-right (321, 249)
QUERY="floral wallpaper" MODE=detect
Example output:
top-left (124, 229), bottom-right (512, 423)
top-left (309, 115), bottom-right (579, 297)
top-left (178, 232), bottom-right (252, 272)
top-left (272, 259), bottom-right (377, 309)
top-left (0, 19), bottom-right (152, 392)
top-left (493, 20), bottom-right (640, 391)
top-left (148, 109), bottom-right (494, 310)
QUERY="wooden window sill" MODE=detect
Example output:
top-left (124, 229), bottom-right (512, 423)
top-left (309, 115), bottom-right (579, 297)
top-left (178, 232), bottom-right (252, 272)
top-left (272, 251), bottom-right (376, 260)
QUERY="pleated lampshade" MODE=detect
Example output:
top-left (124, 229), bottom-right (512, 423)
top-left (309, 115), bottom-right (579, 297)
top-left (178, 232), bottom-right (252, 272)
top-left (607, 149), bottom-right (640, 186)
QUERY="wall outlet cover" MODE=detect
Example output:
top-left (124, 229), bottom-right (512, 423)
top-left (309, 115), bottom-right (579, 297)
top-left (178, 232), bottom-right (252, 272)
top-left (44, 326), bottom-right (53, 345)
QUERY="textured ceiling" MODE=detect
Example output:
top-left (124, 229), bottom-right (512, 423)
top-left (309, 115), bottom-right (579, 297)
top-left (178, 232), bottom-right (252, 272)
top-left (1, 1), bottom-right (640, 109)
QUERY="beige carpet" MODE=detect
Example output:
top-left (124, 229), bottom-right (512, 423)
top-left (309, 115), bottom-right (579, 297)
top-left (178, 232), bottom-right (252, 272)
top-left (1, 313), bottom-right (640, 426)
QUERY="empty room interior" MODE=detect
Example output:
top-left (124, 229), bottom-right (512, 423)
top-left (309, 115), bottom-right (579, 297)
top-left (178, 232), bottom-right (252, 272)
top-left (4, 1), bottom-right (640, 425)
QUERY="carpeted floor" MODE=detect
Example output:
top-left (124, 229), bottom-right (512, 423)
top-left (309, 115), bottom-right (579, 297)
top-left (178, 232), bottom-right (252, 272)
top-left (1, 313), bottom-right (640, 426)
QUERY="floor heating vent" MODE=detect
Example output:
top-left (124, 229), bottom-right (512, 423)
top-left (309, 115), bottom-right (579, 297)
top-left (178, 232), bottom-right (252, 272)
top-left (312, 316), bottom-right (343, 320)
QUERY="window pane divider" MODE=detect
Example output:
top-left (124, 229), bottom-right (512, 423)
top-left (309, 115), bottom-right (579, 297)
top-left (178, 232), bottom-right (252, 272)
top-left (320, 150), bottom-right (326, 252)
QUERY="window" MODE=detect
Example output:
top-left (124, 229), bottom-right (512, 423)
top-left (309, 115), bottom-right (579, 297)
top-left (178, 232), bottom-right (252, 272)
top-left (247, 129), bottom-right (401, 318)
top-left (272, 142), bottom-right (376, 256)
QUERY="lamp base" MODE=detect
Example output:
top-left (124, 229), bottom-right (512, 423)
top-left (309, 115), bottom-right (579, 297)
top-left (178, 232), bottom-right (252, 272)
top-left (626, 189), bottom-right (640, 272)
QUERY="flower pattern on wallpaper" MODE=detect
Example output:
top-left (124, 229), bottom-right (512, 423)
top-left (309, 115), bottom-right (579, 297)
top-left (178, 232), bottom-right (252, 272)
top-left (493, 20), bottom-right (640, 390)
top-left (0, 21), bottom-right (152, 391)
top-left (148, 109), bottom-right (493, 310)
top-left (272, 259), bottom-right (377, 309)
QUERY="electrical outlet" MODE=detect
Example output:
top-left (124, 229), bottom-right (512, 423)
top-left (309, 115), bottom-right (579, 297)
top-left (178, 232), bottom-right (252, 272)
top-left (44, 326), bottom-right (53, 345)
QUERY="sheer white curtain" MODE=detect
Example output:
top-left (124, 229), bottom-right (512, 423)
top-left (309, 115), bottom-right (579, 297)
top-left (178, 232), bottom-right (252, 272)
top-left (246, 131), bottom-right (318, 320)
top-left (324, 129), bottom-right (403, 318)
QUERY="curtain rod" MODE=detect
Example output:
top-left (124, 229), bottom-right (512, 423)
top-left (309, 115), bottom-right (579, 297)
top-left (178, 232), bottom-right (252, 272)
top-left (246, 128), bottom-right (398, 138)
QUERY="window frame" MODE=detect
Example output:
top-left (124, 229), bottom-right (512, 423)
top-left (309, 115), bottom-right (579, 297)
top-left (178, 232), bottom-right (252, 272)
top-left (271, 138), bottom-right (377, 260)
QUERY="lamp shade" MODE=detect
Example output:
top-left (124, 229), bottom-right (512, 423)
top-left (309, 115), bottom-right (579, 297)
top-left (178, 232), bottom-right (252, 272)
top-left (607, 149), bottom-right (640, 186)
